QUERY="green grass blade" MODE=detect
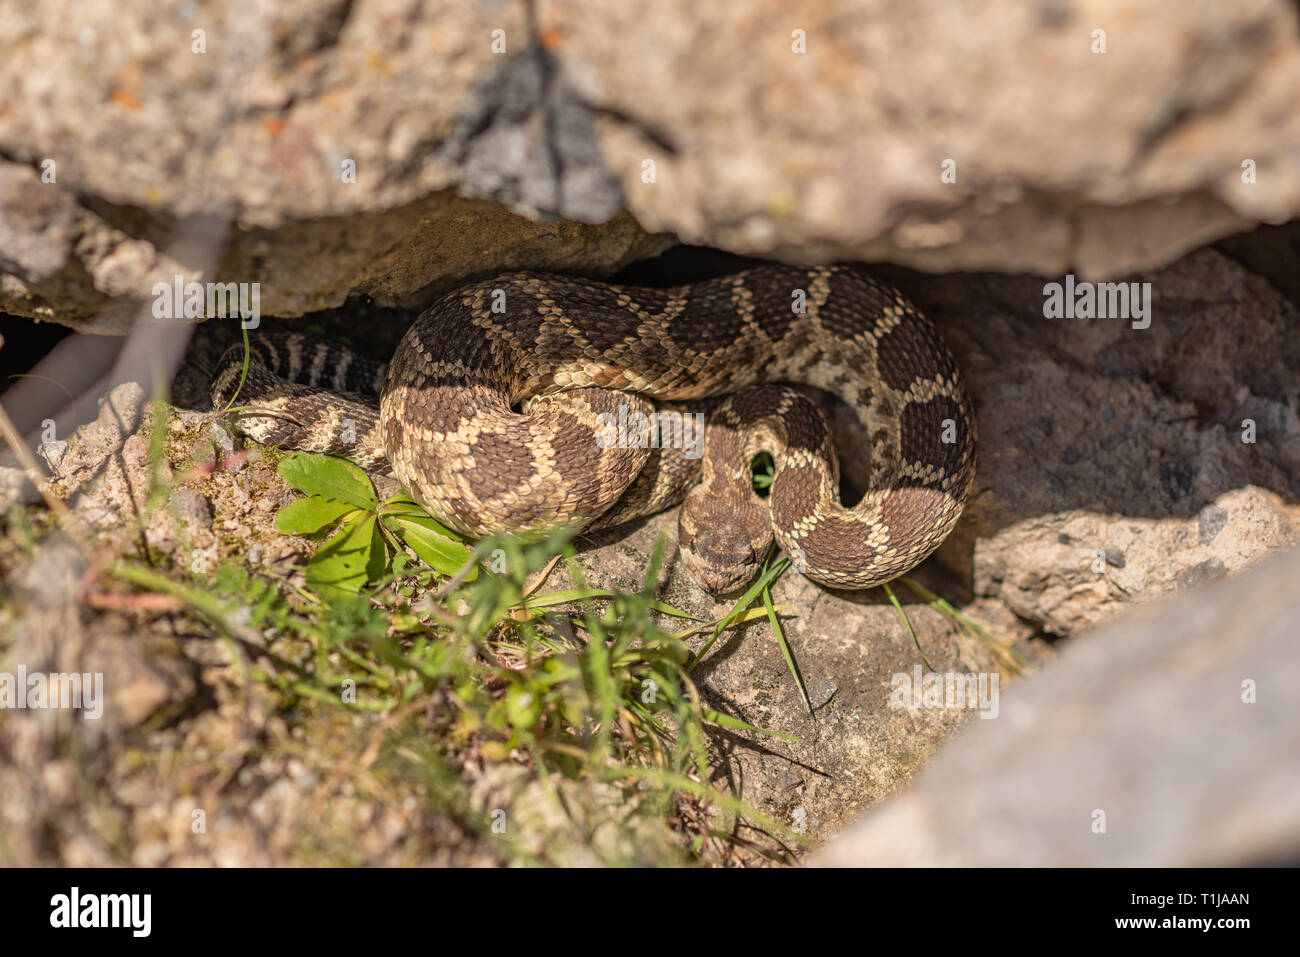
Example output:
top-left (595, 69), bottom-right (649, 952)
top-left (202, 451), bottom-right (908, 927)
top-left (688, 556), bottom-right (790, 671)
top-left (882, 580), bottom-right (933, 672)
top-left (762, 584), bottom-right (811, 714)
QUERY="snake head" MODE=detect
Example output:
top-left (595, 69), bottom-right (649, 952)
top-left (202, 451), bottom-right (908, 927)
top-left (678, 525), bottom-right (765, 597)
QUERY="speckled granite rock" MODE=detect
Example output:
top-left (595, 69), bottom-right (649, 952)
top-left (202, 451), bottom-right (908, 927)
top-left (4, 0), bottom-right (1300, 327)
top-left (812, 543), bottom-right (1300, 867)
top-left (886, 246), bottom-right (1300, 635)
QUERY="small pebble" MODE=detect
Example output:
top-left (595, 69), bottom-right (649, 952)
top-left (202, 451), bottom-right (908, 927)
top-left (811, 680), bottom-right (838, 710)
top-left (37, 440), bottom-right (68, 470)
top-left (210, 422), bottom-right (236, 455)
top-left (169, 488), bottom-right (213, 529)
top-left (188, 437), bottom-right (217, 466)
top-left (1178, 557), bottom-right (1227, 591)
top-left (1198, 505), bottom-right (1228, 545)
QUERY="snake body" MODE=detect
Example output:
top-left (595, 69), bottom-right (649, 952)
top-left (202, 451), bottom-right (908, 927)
top-left (212, 264), bottom-right (976, 594)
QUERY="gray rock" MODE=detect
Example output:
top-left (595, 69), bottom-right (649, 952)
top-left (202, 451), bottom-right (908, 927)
top-left (1178, 557), bottom-right (1227, 590)
top-left (0, 161), bottom-right (80, 281)
top-left (887, 247), bottom-right (1300, 636)
top-left (813, 545), bottom-right (1300, 867)
top-left (168, 488), bottom-right (213, 529)
top-left (438, 46), bottom-right (623, 223)
top-left (4, 1), bottom-right (1300, 326)
top-left (1198, 505), bottom-right (1229, 545)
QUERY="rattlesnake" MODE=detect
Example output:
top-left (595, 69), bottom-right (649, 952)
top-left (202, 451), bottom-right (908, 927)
top-left (211, 264), bottom-right (976, 594)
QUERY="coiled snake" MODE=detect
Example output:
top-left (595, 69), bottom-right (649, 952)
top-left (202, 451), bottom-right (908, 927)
top-left (212, 264), bottom-right (976, 594)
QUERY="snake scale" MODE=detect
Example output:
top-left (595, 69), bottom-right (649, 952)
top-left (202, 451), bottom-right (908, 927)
top-left (212, 264), bottom-right (976, 594)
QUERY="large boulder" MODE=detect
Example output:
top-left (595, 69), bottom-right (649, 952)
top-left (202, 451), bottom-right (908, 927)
top-left (3, 0), bottom-right (1300, 328)
top-left (812, 544), bottom-right (1300, 867)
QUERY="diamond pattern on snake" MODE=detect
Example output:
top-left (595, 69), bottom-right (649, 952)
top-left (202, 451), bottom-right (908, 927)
top-left (211, 264), bottom-right (976, 595)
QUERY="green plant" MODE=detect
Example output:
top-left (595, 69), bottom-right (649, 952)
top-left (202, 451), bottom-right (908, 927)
top-left (273, 452), bottom-right (474, 599)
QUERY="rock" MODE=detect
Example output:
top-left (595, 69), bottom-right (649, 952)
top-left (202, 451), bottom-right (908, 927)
top-left (881, 247), bottom-right (1300, 635)
top-left (35, 440), bottom-right (68, 473)
top-left (169, 488), bottom-right (213, 529)
top-left (0, 172), bottom-right (671, 330)
top-left (0, 380), bottom-right (147, 510)
top-left (438, 45), bottom-right (623, 223)
top-left (4, 1), bottom-right (1300, 328)
top-left (811, 544), bottom-right (1300, 867)
top-left (584, 0), bottom-right (1300, 273)
top-left (7, 242), bottom-right (1295, 858)
top-left (0, 161), bottom-right (80, 281)
top-left (1177, 557), bottom-right (1227, 590)
top-left (1197, 504), bottom-right (1229, 545)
